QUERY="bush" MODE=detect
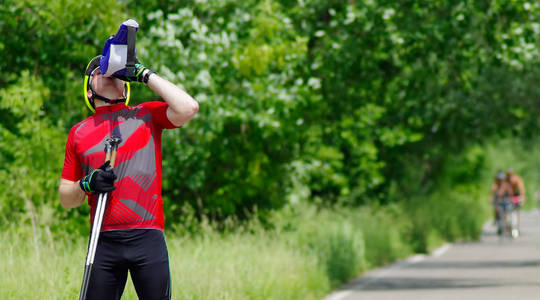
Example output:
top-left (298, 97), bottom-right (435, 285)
top-left (274, 203), bottom-right (411, 287)
top-left (353, 205), bottom-right (411, 267)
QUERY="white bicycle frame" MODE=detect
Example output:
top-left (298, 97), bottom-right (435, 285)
top-left (509, 204), bottom-right (519, 238)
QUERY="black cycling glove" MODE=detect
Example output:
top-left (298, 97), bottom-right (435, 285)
top-left (79, 161), bottom-right (117, 193)
top-left (113, 62), bottom-right (155, 83)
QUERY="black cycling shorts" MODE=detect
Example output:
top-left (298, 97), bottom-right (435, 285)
top-left (86, 229), bottom-right (171, 300)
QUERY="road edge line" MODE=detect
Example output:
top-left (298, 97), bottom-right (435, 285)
top-left (325, 243), bottom-right (451, 300)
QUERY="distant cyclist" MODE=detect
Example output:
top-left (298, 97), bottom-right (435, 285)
top-left (507, 168), bottom-right (526, 234)
top-left (491, 172), bottom-right (512, 235)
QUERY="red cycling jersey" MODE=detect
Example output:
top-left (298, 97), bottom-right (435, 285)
top-left (62, 102), bottom-right (177, 231)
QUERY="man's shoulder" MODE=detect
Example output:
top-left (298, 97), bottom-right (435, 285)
top-left (68, 116), bottom-right (94, 136)
top-left (511, 175), bottom-right (524, 182)
top-left (131, 101), bottom-right (169, 118)
top-left (135, 100), bottom-right (167, 109)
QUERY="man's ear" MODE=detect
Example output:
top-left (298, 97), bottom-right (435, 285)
top-left (87, 89), bottom-right (93, 99)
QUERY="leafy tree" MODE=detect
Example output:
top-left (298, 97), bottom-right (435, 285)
top-left (2, 0), bottom-right (540, 231)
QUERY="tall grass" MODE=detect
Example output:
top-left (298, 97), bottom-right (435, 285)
top-left (404, 185), bottom-right (487, 253)
top-left (0, 226), bottom-right (83, 299)
top-left (0, 195), bottom-right (489, 299)
top-left (0, 203), bottom-right (414, 299)
top-left (0, 226), bottom-right (328, 299)
top-left (165, 232), bottom-right (328, 299)
top-left (280, 204), bottom-right (411, 283)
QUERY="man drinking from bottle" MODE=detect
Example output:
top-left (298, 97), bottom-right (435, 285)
top-left (58, 20), bottom-right (198, 300)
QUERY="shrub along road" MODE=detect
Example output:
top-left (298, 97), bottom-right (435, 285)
top-left (327, 210), bottom-right (540, 300)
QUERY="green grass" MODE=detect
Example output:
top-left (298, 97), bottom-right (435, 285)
top-left (0, 204), bottom-right (414, 299)
top-left (0, 189), bottom-right (491, 299)
top-left (165, 232), bottom-right (328, 300)
top-left (0, 225), bottom-right (329, 300)
top-left (0, 227), bottom-right (83, 299)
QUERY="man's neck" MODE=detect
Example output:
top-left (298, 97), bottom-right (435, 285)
top-left (94, 99), bottom-right (110, 108)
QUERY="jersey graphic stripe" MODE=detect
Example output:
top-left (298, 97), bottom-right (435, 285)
top-left (111, 201), bottom-right (140, 224)
top-left (120, 199), bottom-right (156, 221)
top-left (114, 135), bottom-right (157, 190)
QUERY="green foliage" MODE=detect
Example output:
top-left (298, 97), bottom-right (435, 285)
top-left (0, 0), bottom-right (129, 232)
top-left (0, 220), bottom-right (330, 300)
top-left (355, 204), bottom-right (411, 267)
top-left (4, 1), bottom-right (540, 297)
top-left (135, 0), bottom-right (313, 220)
top-left (298, 216), bottom-right (366, 285)
top-left (405, 186), bottom-right (486, 253)
top-left (273, 203), bottom-right (413, 286)
top-left (1, 0), bottom-right (540, 251)
top-left (0, 0), bottom-right (127, 126)
top-left (281, 0), bottom-right (540, 205)
top-left (0, 72), bottom-right (66, 227)
top-left (393, 145), bottom-right (489, 252)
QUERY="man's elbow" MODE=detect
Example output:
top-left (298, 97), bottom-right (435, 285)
top-left (180, 100), bottom-right (199, 120)
top-left (190, 100), bottom-right (199, 115)
top-left (59, 193), bottom-right (76, 209)
top-left (60, 200), bottom-right (73, 210)
top-left (60, 198), bottom-right (83, 210)
top-left (58, 184), bottom-right (84, 209)
top-left (59, 194), bottom-right (72, 209)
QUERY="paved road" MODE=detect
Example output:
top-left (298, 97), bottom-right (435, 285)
top-left (327, 210), bottom-right (540, 300)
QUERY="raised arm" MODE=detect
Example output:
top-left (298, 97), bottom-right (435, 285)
top-left (143, 70), bottom-right (199, 127)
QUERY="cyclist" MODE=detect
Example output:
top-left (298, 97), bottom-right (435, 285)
top-left (507, 168), bottom-right (526, 236)
top-left (58, 53), bottom-right (198, 299)
top-left (491, 172), bottom-right (512, 236)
